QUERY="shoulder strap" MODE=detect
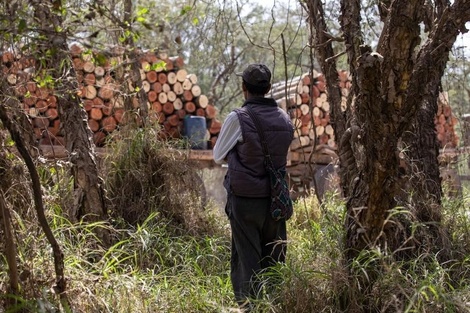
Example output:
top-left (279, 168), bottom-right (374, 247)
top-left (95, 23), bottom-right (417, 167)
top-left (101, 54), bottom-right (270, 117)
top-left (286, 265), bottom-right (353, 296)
top-left (245, 106), bottom-right (271, 161)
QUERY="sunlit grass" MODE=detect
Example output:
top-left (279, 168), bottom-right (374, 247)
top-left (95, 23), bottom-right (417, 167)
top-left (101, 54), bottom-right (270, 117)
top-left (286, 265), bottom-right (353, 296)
top-left (2, 136), bottom-right (470, 312)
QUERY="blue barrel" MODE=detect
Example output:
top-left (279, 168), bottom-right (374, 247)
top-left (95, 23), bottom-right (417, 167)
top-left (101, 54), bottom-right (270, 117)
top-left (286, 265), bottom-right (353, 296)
top-left (183, 116), bottom-right (208, 150)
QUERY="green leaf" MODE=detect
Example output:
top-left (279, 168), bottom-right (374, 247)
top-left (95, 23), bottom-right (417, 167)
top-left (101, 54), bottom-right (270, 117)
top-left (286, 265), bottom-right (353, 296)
top-left (18, 19), bottom-right (27, 33)
top-left (180, 5), bottom-right (192, 16)
top-left (95, 53), bottom-right (107, 66)
top-left (137, 7), bottom-right (149, 16)
top-left (151, 61), bottom-right (166, 72)
top-left (192, 17), bottom-right (199, 26)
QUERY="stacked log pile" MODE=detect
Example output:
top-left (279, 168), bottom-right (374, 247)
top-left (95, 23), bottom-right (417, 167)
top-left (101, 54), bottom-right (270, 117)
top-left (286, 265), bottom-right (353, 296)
top-left (1, 46), bottom-right (222, 148)
top-left (436, 92), bottom-right (459, 148)
top-left (270, 70), bottom-right (340, 154)
top-left (271, 70), bottom-right (460, 198)
top-left (269, 71), bottom-right (346, 197)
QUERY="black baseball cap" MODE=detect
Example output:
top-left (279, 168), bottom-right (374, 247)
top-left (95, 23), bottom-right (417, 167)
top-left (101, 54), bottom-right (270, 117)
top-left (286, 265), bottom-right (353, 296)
top-left (236, 63), bottom-right (271, 88)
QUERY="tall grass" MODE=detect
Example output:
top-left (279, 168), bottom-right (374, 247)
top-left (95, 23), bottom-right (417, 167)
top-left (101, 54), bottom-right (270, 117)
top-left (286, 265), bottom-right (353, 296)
top-left (1, 127), bottom-right (470, 312)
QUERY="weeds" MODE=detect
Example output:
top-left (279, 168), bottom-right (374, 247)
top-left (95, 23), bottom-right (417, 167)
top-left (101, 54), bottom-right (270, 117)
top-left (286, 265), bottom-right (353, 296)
top-left (2, 136), bottom-right (470, 312)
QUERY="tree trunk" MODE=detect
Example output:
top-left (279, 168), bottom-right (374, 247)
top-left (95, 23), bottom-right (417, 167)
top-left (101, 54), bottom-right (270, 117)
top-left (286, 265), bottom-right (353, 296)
top-left (303, 1), bottom-right (469, 310)
top-left (29, 0), bottom-right (107, 225)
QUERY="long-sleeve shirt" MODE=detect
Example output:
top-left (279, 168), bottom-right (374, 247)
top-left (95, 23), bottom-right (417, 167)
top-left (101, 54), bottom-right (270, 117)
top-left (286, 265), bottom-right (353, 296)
top-left (213, 111), bottom-right (243, 164)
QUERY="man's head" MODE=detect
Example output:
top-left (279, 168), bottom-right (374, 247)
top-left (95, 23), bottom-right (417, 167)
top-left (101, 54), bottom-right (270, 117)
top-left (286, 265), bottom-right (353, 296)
top-left (237, 63), bottom-right (271, 96)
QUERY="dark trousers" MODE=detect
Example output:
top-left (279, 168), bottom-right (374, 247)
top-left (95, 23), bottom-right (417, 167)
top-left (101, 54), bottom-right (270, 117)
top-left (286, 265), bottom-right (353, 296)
top-left (226, 194), bottom-right (287, 305)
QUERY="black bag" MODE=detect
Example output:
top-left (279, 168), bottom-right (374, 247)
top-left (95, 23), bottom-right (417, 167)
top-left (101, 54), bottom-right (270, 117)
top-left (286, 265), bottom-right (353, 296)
top-left (246, 107), bottom-right (293, 221)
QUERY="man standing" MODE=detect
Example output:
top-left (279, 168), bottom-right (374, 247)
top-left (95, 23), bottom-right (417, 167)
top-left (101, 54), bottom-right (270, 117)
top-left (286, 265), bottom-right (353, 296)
top-left (213, 64), bottom-right (294, 310)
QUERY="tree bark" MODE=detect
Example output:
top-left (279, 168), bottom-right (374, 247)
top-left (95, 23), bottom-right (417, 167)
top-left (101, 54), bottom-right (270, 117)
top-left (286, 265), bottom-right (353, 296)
top-left (306, 0), bottom-right (469, 255)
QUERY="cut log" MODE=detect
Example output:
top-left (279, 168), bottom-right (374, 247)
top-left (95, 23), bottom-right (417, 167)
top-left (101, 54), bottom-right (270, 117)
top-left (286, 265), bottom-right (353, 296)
top-left (90, 107), bottom-right (103, 121)
top-left (36, 87), bottom-right (50, 100)
top-left (152, 82), bottom-right (163, 93)
top-left (196, 108), bottom-right (205, 116)
top-left (24, 95), bottom-right (37, 106)
top-left (82, 85), bottom-right (97, 99)
top-left (172, 81), bottom-right (183, 95)
top-left (142, 80), bottom-right (151, 92)
top-left (316, 125), bottom-right (325, 136)
top-left (162, 83), bottom-right (171, 93)
top-left (26, 81), bottom-right (37, 93)
top-left (83, 99), bottom-right (93, 111)
top-left (301, 74), bottom-right (311, 86)
top-left (187, 73), bottom-right (198, 84)
top-left (114, 108), bottom-right (125, 123)
top-left (167, 71), bottom-right (177, 84)
top-left (2, 51), bottom-right (15, 64)
top-left (312, 106), bottom-right (321, 117)
top-left (184, 101), bottom-right (196, 113)
top-left (169, 56), bottom-right (185, 69)
top-left (209, 119), bottom-right (222, 135)
top-left (83, 61), bottom-right (95, 73)
top-left (301, 93), bottom-right (310, 104)
top-left (36, 100), bottom-right (48, 113)
top-left (300, 114), bottom-right (312, 127)
top-left (290, 136), bottom-right (310, 150)
top-left (158, 92), bottom-right (168, 104)
top-left (46, 108), bottom-right (58, 120)
top-left (311, 85), bottom-right (320, 98)
top-left (176, 69), bottom-right (188, 82)
top-left (93, 131), bottom-right (106, 146)
top-left (88, 119), bottom-right (100, 132)
top-left (158, 72), bottom-right (167, 84)
top-left (325, 124), bottom-right (334, 135)
top-left (7, 74), bottom-right (17, 85)
top-left (47, 95), bottom-right (57, 108)
top-left (47, 124), bottom-right (60, 136)
top-left (300, 125), bottom-right (310, 136)
top-left (299, 104), bottom-right (310, 115)
top-left (96, 77), bottom-right (106, 87)
top-left (151, 101), bottom-right (162, 113)
top-left (205, 104), bottom-right (216, 119)
top-left (167, 114), bottom-right (180, 127)
top-left (195, 95), bottom-right (208, 108)
top-left (148, 90), bottom-right (158, 102)
top-left (210, 136), bottom-right (218, 149)
top-left (102, 116), bottom-right (117, 133)
top-left (84, 73), bottom-right (96, 85)
top-left (182, 78), bottom-right (192, 91)
top-left (167, 90), bottom-right (177, 102)
top-left (173, 98), bottom-right (183, 110)
top-left (182, 90), bottom-right (193, 102)
top-left (98, 83), bottom-right (115, 100)
top-left (72, 57), bottom-right (84, 70)
top-left (191, 85), bottom-right (201, 97)
top-left (94, 66), bottom-right (105, 77)
top-left (162, 102), bottom-right (174, 115)
top-left (102, 102), bottom-right (113, 116)
top-left (176, 109), bottom-right (186, 119)
top-left (146, 70), bottom-right (158, 83)
top-left (111, 96), bottom-right (124, 109)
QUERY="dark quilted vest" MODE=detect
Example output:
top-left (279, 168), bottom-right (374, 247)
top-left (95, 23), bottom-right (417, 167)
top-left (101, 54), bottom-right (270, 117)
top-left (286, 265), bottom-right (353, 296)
top-left (224, 97), bottom-right (294, 197)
